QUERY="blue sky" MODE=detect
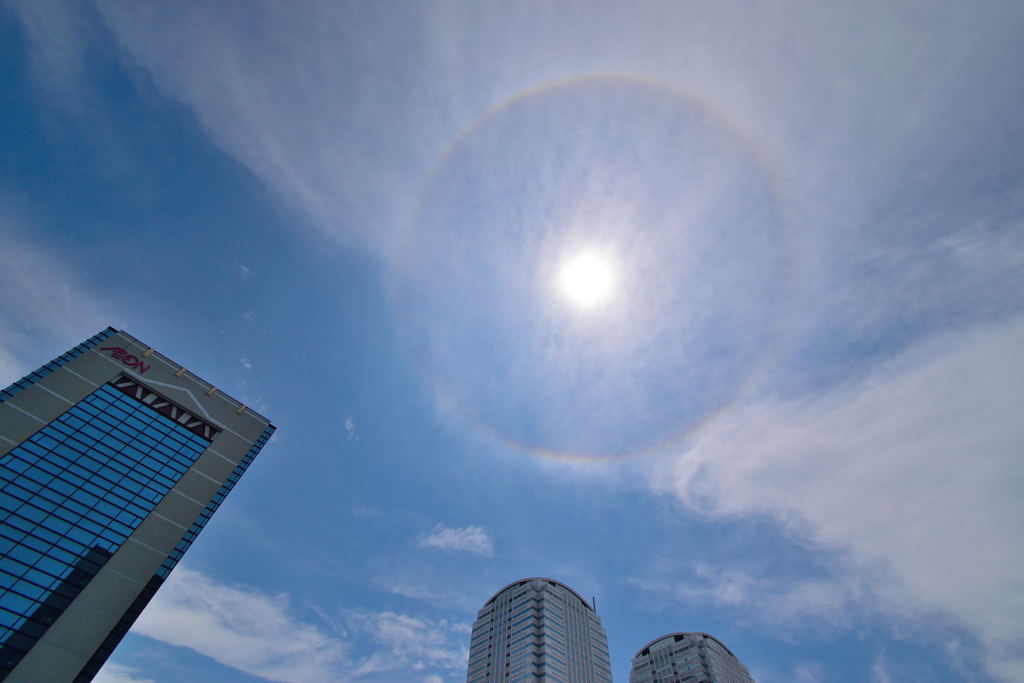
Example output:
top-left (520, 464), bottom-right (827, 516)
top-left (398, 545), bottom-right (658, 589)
top-left (1, 1), bottom-right (1023, 682)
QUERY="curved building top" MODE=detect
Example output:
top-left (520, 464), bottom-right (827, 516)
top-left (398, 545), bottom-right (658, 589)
top-left (484, 577), bottom-right (594, 612)
top-left (634, 632), bottom-right (738, 658)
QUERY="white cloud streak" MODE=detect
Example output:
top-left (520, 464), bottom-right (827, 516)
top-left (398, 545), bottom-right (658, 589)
top-left (375, 570), bottom-right (488, 614)
top-left (345, 610), bottom-right (468, 678)
top-left (633, 563), bottom-right (873, 634)
top-left (131, 566), bottom-right (468, 683)
top-left (0, 221), bottom-right (112, 385)
top-left (418, 525), bottom-right (494, 557)
top-left (132, 567), bottom-right (348, 683)
top-left (870, 655), bottom-right (894, 683)
top-left (93, 663), bottom-right (156, 683)
top-left (653, 315), bottom-right (1024, 680)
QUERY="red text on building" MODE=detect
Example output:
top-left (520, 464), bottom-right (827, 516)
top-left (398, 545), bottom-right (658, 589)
top-left (99, 347), bottom-right (151, 374)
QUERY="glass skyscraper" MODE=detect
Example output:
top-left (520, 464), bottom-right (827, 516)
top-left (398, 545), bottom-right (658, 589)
top-left (0, 328), bottom-right (274, 682)
top-left (466, 577), bottom-right (613, 683)
top-left (629, 632), bottom-right (754, 683)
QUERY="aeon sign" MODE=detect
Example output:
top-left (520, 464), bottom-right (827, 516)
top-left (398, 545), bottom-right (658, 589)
top-left (100, 347), bottom-right (151, 374)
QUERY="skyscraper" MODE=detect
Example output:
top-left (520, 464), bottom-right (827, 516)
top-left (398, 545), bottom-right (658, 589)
top-left (466, 577), bottom-right (613, 683)
top-left (0, 328), bottom-right (274, 682)
top-left (629, 632), bottom-right (754, 683)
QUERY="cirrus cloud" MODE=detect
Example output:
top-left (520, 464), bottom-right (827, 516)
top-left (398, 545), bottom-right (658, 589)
top-left (418, 524), bottom-right (494, 557)
top-left (130, 566), bottom-right (469, 683)
top-left (652, 315), bottom-right (1024, 680)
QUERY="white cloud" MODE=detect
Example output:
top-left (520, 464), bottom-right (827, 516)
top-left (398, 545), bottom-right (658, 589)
top-left (132, 567), bottom-right (348, 683)
top-left (345, 610), bottom-right (468, 677)
top-left (870, 655), bottom-right (893, 683)
top-left (376, 572), bottom-right (485, 614)
top-left (240, 357), bottom-right (253, 370)
top-left (93, 663), bottom-right (155, 683)
top-left (418, 525), bottom-right (494, 557)
top-left (633, 563), bottom-right (872, 633)
top-left (652, 316), bottom-right (1024, 680)
top-left (792, 663), bottom-right (826, 683)
top-left (983, 656), bottom-right (1024, 683)
top-left (131, 566), bottom-right (469, 682)
top-left (0, 222), bottom-right (112, 384)
top-left (345, 415), bottom-right (358, 441)
top-left (5, 0), bottom-right (93, 103)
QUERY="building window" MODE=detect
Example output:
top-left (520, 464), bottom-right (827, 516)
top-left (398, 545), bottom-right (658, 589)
top-left (1, 383), bottom-right (210, 669)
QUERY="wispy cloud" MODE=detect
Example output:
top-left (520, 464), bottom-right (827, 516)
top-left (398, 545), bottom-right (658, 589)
top-left (375, 571), bottom-right (484, 614)
top-left (652, 315), bottom-right (1024, 679)
top-left (93, 663), bottom-right (156, 683)
top-left (792, 663), bottom-right (826, 683)
top-left (5, 0), bottom-right (94, 104)
top-left (418, 525), bottom-right (494, 557)
top-left (345, 610), bottom-right (468, 678)
top-left (632, 562), bottom-right (874, 636)
top-left (0, 220), bottom-right (111, 384)
top-left (132, 567), bottom-right (349, 683)
top-left (345, 415), bottom-right (359, 441)
top-left (870, 655), bottom-right (894, 683)
top-left (131, 566), bottom-right (469, 682)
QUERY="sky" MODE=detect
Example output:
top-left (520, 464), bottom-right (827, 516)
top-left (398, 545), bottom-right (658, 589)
top-left (1, 1), bottom-right (1023, 682)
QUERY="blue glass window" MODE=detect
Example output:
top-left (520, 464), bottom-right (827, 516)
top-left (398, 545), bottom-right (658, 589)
top-left (0, 383), bottom-right (209, 656)
top-left (156, 424), bottom-right (274, 578)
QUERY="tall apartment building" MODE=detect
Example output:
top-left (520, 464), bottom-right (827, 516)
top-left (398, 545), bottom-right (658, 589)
top-left (629, 632), bottom-right (754, 683)
top-left (466, 577), bottom-right (613, 683)
top-left (0, 328), bottom-right (274, 682)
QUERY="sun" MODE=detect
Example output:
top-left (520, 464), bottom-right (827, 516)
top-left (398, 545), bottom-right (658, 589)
top-left (557, 251), bottom-right (616, 309)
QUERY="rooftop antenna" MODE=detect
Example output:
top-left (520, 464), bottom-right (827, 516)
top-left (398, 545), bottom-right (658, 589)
top-left (592, 595), bottom-right (597, 612)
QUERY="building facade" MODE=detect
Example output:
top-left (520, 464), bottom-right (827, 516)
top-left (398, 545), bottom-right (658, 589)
top-left (629, 632), bottom-right (754, 683)
top-left (0, 328), bottom-right (274, 682)
top-left (466, 577), bottom-right (612, 683)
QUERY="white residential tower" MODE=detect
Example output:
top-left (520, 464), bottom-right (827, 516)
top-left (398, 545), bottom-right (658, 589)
top-left (466, 577), bottom-right (613, 683)
top-left (629, 631), bottom-right (754, 683)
